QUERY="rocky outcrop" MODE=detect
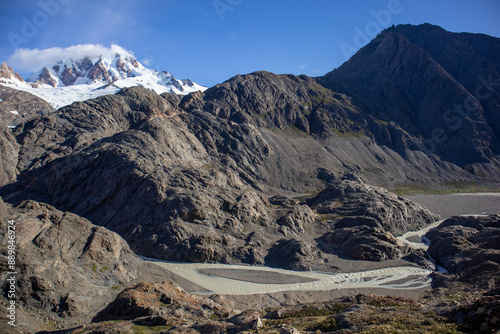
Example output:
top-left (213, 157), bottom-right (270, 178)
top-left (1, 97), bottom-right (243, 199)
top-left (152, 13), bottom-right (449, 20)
top-left (322, 220), bottom-right (409, 261)
top-left (265, 238), bottom-right (331, 271)
top-left (0, 84), bottom-right (55, 127)
top-left (93, 281), bottom-right (233, 324)
top-left (0, 62), bottom-right (24, 83)
top-left (0, 197), bottom-right (173, 328)
top-left (229, 310), bottom-right (263, 330)
top-left (426, 215), bottom-right (500, 285)
top-left (308, 177), bottom-right (439, 236)
top-left (277, 205), bottom-right (315, 235)
top-left (0, 123), bottom-right (19, 186)
top-left (310, 177), bottom-right (437, 261)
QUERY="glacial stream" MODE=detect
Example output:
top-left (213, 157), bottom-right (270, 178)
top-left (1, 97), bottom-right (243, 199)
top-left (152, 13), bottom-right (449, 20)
top-left (146, 193), bottom-right (500, 295)
top-left (145, 221), bottom-right (439, 295)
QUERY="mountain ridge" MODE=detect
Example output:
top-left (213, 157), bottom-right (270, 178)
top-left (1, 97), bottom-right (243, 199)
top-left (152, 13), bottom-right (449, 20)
top-left (0, 48), bottom-right (206, 109)
top-left (320, 24), bottom-right (500, 166)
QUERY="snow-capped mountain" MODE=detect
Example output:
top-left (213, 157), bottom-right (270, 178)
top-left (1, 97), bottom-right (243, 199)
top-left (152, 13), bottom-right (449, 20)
top-left (1, 49), bottom-right (206, 109)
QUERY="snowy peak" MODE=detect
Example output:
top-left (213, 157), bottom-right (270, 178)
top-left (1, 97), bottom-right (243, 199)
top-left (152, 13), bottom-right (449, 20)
top-left (26, 53), bottom-right (200, 94)
top-left (0, 62), bottom-right (25, 85)
top-left (2, 45), bottom-right (207, 109)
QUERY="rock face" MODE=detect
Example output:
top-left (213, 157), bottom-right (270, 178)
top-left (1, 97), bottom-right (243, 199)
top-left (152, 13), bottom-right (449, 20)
top-left (0, 62), bottom-right (24, 83)
top-left (309, 177), bottom-right (438, 236)
top-left (0, 87), bottom-right (438, 269)
top-left (0, 84), bottom-right (55, 127)
top-left (426, 215), bottom-right (500, 285)
top-left (311, 178), bottom-right (438, 261)
top-left (93, 281), bottom-right (233, 324)
top-left (0, 198), bottom-right (155, 324)
top-left (0, 123), bottom-right (19, 186)
top-left (0, 82), bottom-right (439, 269)
top-left (321, 23), bottom-right (500, 166)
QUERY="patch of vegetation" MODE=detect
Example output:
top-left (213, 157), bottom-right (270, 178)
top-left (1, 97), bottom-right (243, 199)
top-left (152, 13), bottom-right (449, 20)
top-left (308, 317), bottom-right (337, 332)
top-left (441, 181), bottom-right (499, 193)
top-left (444, 293), bottom-right (468, 302)
top-left (112, 285), bottom-right (124, 291)
top-left (204, 162), bottom-right (217, 169)
top-left (264, 305), bottom-right (347, 333)
top-left (40, 320), bottom-right (59, 331)
top-left (316, 214), bottom-right (332, 223)
top-left (91, 264), bottom-right (98, 273)
top-left (330, 127), bottom-right (365, 138)
top-left (287, 125), bottom-right (311, 137)
top-left (100, 265), bottom-right (109, 272)
top-left (131, 325), bottom-right (172, 334)
top-left (286, 304), bottom-right (347, 318)
top-left (375, 119), bottom-right (389, 126)
top-left (352, 308), bottom-right (461, 334)
top-left (368, 300), bottom-right (403, 307)
top-left (293, 190), bottom-right (321, 202)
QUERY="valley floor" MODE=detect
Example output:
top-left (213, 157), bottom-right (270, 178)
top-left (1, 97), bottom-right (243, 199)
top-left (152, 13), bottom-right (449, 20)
top-left (405, 192), bottom-right (500, 218)
top-left (144, 192), bottom-right (499, 305)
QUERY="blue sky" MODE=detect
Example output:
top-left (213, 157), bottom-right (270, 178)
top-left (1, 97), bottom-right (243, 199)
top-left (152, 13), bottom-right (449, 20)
top-left (1, 0), bottom-right (499, 87)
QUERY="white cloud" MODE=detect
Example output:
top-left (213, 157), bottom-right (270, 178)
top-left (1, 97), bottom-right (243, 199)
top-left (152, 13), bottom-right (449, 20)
top-left (142, 56), bottom-right (153, 66)
top-left (7, 44), bottom-right (135, 72)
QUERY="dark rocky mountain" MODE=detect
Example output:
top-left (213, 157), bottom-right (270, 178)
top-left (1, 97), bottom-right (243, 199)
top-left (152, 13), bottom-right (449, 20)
top-left (0, 84), bottom-right (55, 127)
top-left (1, 86), bottom-right (437, 272)
top-left (321, 23), bottom-right (500, 167)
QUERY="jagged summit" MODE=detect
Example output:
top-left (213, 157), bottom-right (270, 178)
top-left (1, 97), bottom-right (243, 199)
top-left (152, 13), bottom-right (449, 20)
top-left (26, 52), bottom-right (203, 93)
top-left (1, 45), bottom-right (206, 108)
top-left (0, 61), bottom-right (25, 84)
